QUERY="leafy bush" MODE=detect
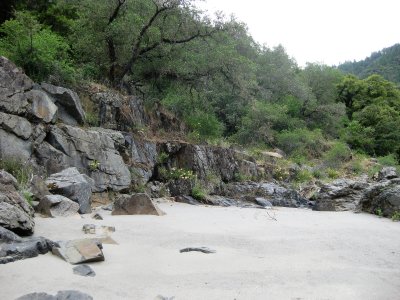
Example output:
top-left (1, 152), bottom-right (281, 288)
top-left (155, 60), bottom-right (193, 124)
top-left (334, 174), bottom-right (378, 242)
top-left (191, 182), bottom-right (207, 201)
top-left (323, 141), bottom-right (352, 167)
top-left (392, 211), bottom-right (400, 222)
top-left (326, 168), bottom-right (340, 179)
top-left (0, 157), bottom-right (33, 188)
top-left (158, 167), bottom-right (196, 181)
top-left (0, 11), bottom-right (76, 83)
top-left (85, 112), bottom-right (99, 127)
top-left (276, 128), bottom-right (328, 159)
top-left (295, 169), bottom-right (313, 183)
top-left (377, 154), bottom-right (399, 167)
top-left (185, 111), bottom-right (224, 142)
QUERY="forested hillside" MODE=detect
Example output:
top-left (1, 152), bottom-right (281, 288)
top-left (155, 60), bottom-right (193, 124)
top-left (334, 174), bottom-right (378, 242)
top-left (339, 44), bottom-right (400, 84)
top-left (1, 0), bottom-right (399, 165)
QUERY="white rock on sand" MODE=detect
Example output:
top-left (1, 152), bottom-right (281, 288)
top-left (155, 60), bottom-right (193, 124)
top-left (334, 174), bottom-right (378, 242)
top-left (1, 202), bottom-right (400, 300)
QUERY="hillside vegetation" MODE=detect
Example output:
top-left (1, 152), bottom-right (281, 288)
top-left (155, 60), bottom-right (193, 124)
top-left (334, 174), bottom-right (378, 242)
top-left (1, 0), bottom-right (399, 168)
top-left (339, 44), bottom-right (400, 84)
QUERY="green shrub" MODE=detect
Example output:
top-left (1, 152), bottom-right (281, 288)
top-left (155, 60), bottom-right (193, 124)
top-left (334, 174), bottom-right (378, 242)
top-left (277, 128), bottom-right (328, 159)
top-left (295, 169), bottom-right (313, 183)
top-left (326, 168), bottom-right (340, 179)
top-left (158, 167), bottom-right (196, 181)
top-left (85, 112), bottom-right (99, 127)
top-left (377, 154), bottom-right (399, 167)
top-left (0, 11), bottom-right (76, 83)
top-left (185, 111), bottom-right (224, 142)
top-left (0, 157), bottom-right (33, 188)
top-left (324, 141), bottom-right (352, 167)
top-left (191, 182), bottom-right (207, 201)
top-left (156, 152), bottom-right (169, 164)
top-left (392, 211), bottom-right (400, 222)
top-left (21, 190), bottom-right (34, 206)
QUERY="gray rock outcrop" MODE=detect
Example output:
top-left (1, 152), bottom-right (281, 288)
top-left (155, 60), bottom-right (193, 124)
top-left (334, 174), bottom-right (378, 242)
top-left (39, 125), bottom-right (131, 192)
top-left (221, 181), bottom-right (308, 208)
top-left (41, 82), bottom-right (85, 125)
top-left (361, 178), bottom-right (400, 217)
top-left (46, 168), bottom-right (94, 214)
top-left (0, 170), bottom-right (35, 235)
top-left (313, 179), bottom-right (370, 211)
top-left (112, 193), bottom-right (165, 216)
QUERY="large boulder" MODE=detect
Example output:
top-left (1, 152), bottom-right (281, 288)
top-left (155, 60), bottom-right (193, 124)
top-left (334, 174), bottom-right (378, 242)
top-left (37, 125), bottom-right (131, 192)
top-left (313, 178), bottom-right (370, 211)
top-left (112, 193), bottom-right (165, 216)
top-left (221, 181), bottom-right (308, 208)
top-left (46, 168), bottom-right (94, 214)
top-left (52, 238), bottom-right (104, 264)
top-left (360, 179), bottom-right (400, 217)
top-left (0, 234), bottom-right (54, 264)
top-left (0, 170), bottom-right (35, 235)
top-left (41, 83), bottom-right (85, 125)
top-left (37, 195), bottom-right (80, 217)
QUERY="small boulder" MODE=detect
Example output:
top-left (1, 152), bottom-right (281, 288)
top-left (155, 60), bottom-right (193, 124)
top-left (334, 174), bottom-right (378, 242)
top-left (38, 195), bottom-right (79, 218)
top-left (73, 264), bottom-right (96, 277)
top-left (52, 238), bottom-right (104, 265)
top-left (82, 224), bottom-right (96, 234)
top-left (112, 193), bottom-right (165, 216)
top-left (46, 168), bottom-right (94, 214)
top-left (16, 290), bottom-right (93, 300)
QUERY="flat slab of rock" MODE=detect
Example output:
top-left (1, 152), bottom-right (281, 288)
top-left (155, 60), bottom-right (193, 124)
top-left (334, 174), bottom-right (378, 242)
top-left (46, 168), bottom-right (94, 214)
top-left (52, 239), bottom-right (104, 264)
top-left (16, 290), bottom-right (93, 300)
top-left (180, 247), bottom-right (216, 254)
top-left (112, 193), bottom-right (165, 216)
top-left (73, 264), bottom-right (96, 277)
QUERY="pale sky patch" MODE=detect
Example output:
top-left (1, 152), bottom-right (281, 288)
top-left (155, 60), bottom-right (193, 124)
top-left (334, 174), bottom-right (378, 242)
top-left (196, 0), bottom-right (400, 66)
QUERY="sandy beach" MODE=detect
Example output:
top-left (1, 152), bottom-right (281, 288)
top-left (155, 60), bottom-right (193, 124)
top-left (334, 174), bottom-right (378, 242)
top-left (1, 202), bottom-right (400, 300)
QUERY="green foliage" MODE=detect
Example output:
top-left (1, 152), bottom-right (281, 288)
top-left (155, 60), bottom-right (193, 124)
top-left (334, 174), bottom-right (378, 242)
top-left (375, 208), bottom-right (384, 217)
top-left (21, 190), bottom-right (34, 206)
top-left (0, 11), bottom-right (75, 83)
top-left (295, 169), bottom-right (313, 183)
top-left (88, 160), bottom-right (100, 171)
top-left (0, 156), bottom-right (33, 188)
top-left (323, 141), bottom-right (352, 167)
top-left (338, 75), bottom-right (400, 158)
top-left (159, 167), bottom-right (196, 181)
top-left (185, 111), bottom-right (224, 142)
top-left (191, 181), bottom-right (207, 201)
top-left (339, 44), bottom-right (400, 84)
top-left (392, 211), bottom-right (400, 222)
top-left (326, 168), bottom-right (340, 179)
top-left (85, 112), bottom-right (99, 127)
top-left (156, 152), bottom-right (169, 164)
top-left (377, 154), bottom-right (399, 167)
top-left (276, 128), bottom-right (328, 159)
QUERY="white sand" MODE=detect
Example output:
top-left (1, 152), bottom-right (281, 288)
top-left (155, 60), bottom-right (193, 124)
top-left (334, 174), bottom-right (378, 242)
top-left (1, 202), bottom-right (400, 300)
